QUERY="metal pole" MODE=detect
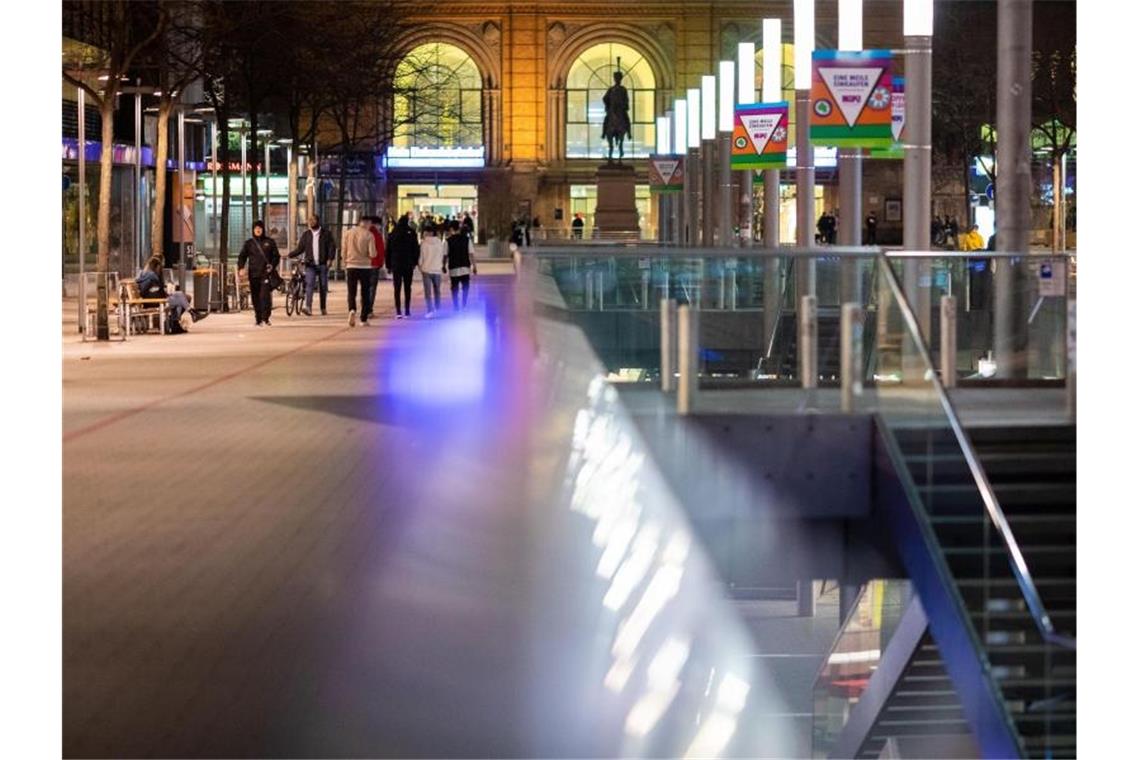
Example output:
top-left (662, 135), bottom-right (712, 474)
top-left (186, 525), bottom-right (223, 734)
top-left (264, 139), bottom-right (271, 222)
top-left (240, 129), bottom-right (248, 244)
top-left (134, 90), bottom-right (142, 274)
top-left (661, 298), bottom-right (677, 392)
top-left (178, 108), bottom-right (187, 292)
top-left (211, 120), bottom-right (219, 258)
top-left (800, 294), bottom-right (818, 388)
top-left (739, 171), bottom-right (753, 246)
top-left (287, 144), bottom-right (296, 253)
top-left (719, 133), bottom-right (733, 246)
top-left (702, 139), bottom-right (715, 246)
top-left (841, 303), bottom-right (864, 412)
top-left (795, 92), bottom-right (816, 299)
top-left (838, 150), bottom-right (863, 303)
top-left (688, 147), bottom-right (700, 246)
top-left (941, 295), bottom-right (958, 387)
top-left (677, 304), bottom-right (697, 415)
top-left (1066, 294), bottom-right (1075, 421)
top-left (1060, 151), bottom-right (1067, 251)
top-left (904, 29), bottom-right (934, 377)
top-left (995, 0), bottom-right (1033, 379)
top-left (77, 87), bottom-right (86, 334)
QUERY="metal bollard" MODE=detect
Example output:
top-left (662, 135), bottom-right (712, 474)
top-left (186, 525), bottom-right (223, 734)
top-left (677, 304), bottom-right (698, 415)
top-left (941, 295), bottom-right (958, 388)
top-left (641, 269), bottom-right (650, 310)
top-left (841, 303), bottom-right (864, 413)
top-left (800, 295), bottom-right (818, 389)
top-left (584, 268), bottom-right (594, 310)
top-left (660, 298), bottom-right (677, 393)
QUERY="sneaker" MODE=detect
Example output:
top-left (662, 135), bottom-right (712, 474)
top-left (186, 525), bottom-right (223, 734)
top-left (179, 313), bottom-right (193, 331)
top-left (396, 314), bottom-right (404, 320)
top-left (321, 309), bottom-right (328, 316)
top-left (425, 311), bottom-right (434, 320)
top-left (302, 307), bottom-right (312, 316)
top-left (348, 310), bottom-right (356, 327)
top-left (264, 320), bottom-right (272, 327)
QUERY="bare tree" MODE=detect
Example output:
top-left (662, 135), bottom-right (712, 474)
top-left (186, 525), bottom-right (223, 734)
top-left (63, 0), bottom-right (166, 340)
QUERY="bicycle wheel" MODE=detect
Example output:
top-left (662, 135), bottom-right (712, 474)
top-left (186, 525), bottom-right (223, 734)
top-left (285, 289), bottom-right (295, 316)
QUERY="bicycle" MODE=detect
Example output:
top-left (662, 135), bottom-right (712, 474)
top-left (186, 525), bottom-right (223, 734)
top-left (284, 260), bottom-right (306, 316)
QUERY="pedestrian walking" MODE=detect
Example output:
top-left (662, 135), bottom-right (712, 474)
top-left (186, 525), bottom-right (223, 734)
top-left (387, 215), bottom-right (419, 319)
top-left (572, 213), bottom-right (585, 240)
top-left (365, 215), bottom-right (386, 317)
top-left (238, 220), bottom-right (281, 327)
top-left (865, 211), bottom-right (878, 245)
top-left (419, 223), bottom-right (446, 317)
top-left (342, 217), bottom-right (377, 327)
top-left (461, 211), bottom-right (475, 240)
top-left (288, 214), bottom-right (337, 316)
top-left (444, 220), bottom-right (477, 310)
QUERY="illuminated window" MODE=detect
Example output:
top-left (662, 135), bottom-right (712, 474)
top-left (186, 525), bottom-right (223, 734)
top-left (389, 43), bottom-right (484, 167)
top-left (566, 43), bottom-right (657, 159)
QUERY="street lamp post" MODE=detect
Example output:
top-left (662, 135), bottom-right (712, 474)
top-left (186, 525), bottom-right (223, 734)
top-left (904, 1), bottom-right (934, 346)
top-left (656, 114), bottom-right (672, 243)
top-left (838, 0), bottom-right (865, 306)
top-left (239, 126), bottom-right (248, 244)
top-left (77, 87), bottom-right (86, 333)
top-left (762, 18), bottom-right (782, 251)
top-left (701, 75), bottom-right (717, 247)
top-left (718, 61), bottom-right (735, 248)
top-left (673, 101), bottom-right (687, 247)
top-left (686, 89), bottom-right (701, 247)
top-left (177, 107), bottom-right (188, 292)
top-left (738, 42), bottom-right (756, 247)
top-left (794, 0), bottom-right (817, 281)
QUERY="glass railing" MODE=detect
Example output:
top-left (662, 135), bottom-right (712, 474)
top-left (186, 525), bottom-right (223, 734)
top-left (811, 580), bottom-right (913, 758)
top-left (529, 246), bottom-right (1077, 757)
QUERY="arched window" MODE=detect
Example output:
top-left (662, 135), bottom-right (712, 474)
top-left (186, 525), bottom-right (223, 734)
top-left (390, 43), bottom-right (484, 167)
top-left (565, 43), bottom-right (657, 159)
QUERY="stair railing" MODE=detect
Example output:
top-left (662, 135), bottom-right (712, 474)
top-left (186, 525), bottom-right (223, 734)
top-left (875, 251), bottom-right (1076, 651)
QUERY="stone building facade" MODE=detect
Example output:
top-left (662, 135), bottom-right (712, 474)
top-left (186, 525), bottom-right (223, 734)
top-left (364, 0), bottom-right (907, 242)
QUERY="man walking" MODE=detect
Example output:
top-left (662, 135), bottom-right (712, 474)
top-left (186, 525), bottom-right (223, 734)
top-left (288, 214), bottom-right (337, 315)
top-left (342, 217), bottom-right (377, 326)
top-left (865, 211), bottom-right (878, 245)
top-left (387, 215), bottom-right (420, 319)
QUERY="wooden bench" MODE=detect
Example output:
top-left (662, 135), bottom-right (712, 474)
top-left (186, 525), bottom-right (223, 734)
top-left (120, 280), bottom-right (169, 336)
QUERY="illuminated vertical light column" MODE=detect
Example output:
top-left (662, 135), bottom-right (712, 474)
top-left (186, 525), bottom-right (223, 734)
top-left (737, 42), bottom-right (756, 246)
top-left (657, 114), bottom-right (671, 243)
top-left (687, 88), bottom-right (701, 247)
top-left (761, 18), bottom-right (783, 357)
top-left (838, 0), bottom-right (864, 306)
top-left (673, 101), bottom-right (687, 247)
top-left (718, 61), bottom-right (735, 247)
top-left (794, 0), bottom-right (817, 307)
top-left (904, 0), bottom-right (935, 354)
top-left (701, 74), bottom-right (717, 247)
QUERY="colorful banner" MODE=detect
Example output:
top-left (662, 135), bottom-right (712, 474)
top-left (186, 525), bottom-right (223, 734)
top-left (648, 155), bottom-right (685, 192)
top-left (868, 77), bottom-right (906, 159)
top-left (732, 102), bottom-right (789, 170)
top-left (810, 50), bottom-right (894, 148)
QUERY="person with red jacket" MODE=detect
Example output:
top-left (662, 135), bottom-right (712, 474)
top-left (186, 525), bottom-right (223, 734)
top-left (366, 215), bottom-right (386, 318)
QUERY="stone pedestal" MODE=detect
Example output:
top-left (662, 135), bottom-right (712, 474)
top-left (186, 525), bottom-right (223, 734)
top-left (594, 163), bottom-right (640, 236)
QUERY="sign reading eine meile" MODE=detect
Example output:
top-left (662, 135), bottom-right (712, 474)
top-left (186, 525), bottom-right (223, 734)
top-left (810, 50), bottom-right (894, 148)
top-left (732, 102), bottom-right (789, 170)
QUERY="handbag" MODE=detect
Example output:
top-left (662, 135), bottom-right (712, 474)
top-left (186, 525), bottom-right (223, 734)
top-left (266, 265), bottom-right (283, 290)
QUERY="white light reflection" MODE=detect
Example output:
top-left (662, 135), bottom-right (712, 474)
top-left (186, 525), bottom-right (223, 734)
top-left (612, 563), bottom-right (684, 661)
top-left (682, 672), bottom-right (752, 759)
top-left (603, 523), bottom-right (660, 610)
top-left (388, 313), bottom-right (488, 403)
top-left (624, 636), bottom-right (692, 737)
top-left (604, 651), bottom-right (640, 693)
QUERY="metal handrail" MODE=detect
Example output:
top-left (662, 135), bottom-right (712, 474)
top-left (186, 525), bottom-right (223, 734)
top-left (529, 245), bottom-right (1074, 260)
top-left (875, 252), bottom-right (1076, 651)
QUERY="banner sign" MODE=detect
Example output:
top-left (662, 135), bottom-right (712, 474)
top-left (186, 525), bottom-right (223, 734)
top-left (867, 77), bottom-right (906, 159)
top-left (732, 102), bottom-right (789, 170)
top-left (810, 50), bottom-right (894, 148)
top-left (649, 155), bottom-right (685, 192)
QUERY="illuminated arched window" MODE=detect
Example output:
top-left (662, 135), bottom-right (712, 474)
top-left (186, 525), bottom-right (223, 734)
top-left (390, 43), bottom-right (484, 167)
top-left (565, 43), bottom-right (657, 159)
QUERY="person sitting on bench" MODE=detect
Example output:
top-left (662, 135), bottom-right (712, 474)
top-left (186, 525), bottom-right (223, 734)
top-left (136, 256), bottom-right (167, 299)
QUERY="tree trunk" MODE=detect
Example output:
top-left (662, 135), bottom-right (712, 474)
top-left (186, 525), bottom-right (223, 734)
top-left (96, 97), bottom-right (116, 340)
top-left (151, 99), bottom-right (173, 261)
top-left (249, 110), bottom-right (259, 227)
top-left (219, 118), bottom-right (231, 311)
top-left (1051, 154), bottom-right (1062, 252)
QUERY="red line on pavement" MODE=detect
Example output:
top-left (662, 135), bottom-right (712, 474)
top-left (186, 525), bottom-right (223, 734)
top-left (63, 326), bottom-right (353, 444)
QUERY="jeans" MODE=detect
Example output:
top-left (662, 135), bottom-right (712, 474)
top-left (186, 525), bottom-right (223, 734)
top-left (422, 272), bottom-right (442, 311)
top-left (366, 267), bottom-right (381, 315)
top-left (450, 274), bottom-right (471, 309)
top-left (347, 268), bottom-right (373, 320)
top-left (393, 270), bottom-right (414, 315)
top-left (303, 263), bottom-right (329, 312)
top-left (249, 275), bottom-right (272, 324)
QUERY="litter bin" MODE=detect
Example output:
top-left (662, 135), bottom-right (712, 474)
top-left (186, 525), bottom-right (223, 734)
top-left (193, 269), bottom-right (213, 313)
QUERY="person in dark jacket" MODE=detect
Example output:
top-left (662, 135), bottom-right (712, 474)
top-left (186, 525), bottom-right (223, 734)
top-left (237, 220), bottom-right (281, 326)
top-left (288, 214), bottom-right (337, 316)
top-left (386, 215), bottom-right (420, 318)
top-left (136, 256), bottom-right (167, 299)
top-left (444, 220), bottom-right (477, 310)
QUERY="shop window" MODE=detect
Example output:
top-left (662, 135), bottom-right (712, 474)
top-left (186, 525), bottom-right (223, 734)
top-left (565, 43), bottom-right (657, 159)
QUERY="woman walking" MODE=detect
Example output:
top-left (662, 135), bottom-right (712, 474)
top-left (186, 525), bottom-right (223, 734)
top-left (419, 223), bottom-right (446, 317)
top-left (444, 220), bottom-right (477, 310)
top-left (237, 220), bottom-right (281, 327)
top-left (386, 215), bottom-right (420, 319)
